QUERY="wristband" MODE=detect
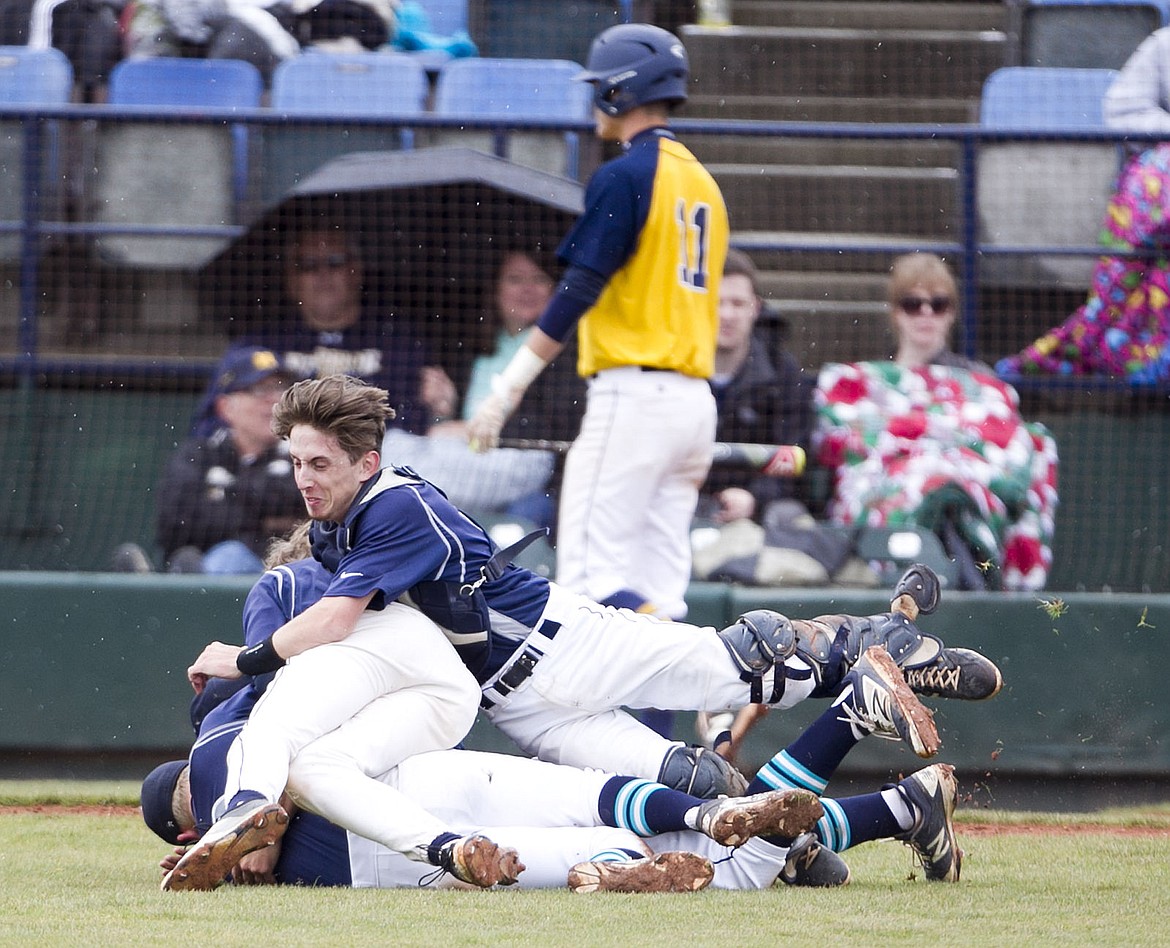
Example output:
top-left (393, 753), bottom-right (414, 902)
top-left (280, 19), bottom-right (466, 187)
top-left (497, 345), bottom-right (548, 394)
top-left (236, 637), bottom-right (286, 676)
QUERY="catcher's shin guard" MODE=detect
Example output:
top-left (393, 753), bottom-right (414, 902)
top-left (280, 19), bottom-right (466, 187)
top-left (891, 563), bottom-right (942, 619)
top-left (657, 744), bottom-right (748, 798)
top-left (717, 610), bottom-right (796, 704)
top-left (792, 613), bottom-right (944, 698)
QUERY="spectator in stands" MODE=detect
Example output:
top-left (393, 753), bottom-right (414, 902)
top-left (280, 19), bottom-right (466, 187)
top-left (382, 250), bottom-right (586, 530)
top-left (122, 0), bottom-right (300, 85)
top-left (697, 248), bottom-right (813, 526)
top-left (209, 223), bottom-right (455, 437)
top-left (996, 29), bottom-right (1170, 383)
top-left (0, 0), bottom-right (124, 100)
top-left (123, 0), bottom-right (399, 84)
top-left (814, 253), bottom-right (1059, 591)
top-left (290, 0), bottom-right (399, 53)
top-left (114, 346), bottom-right (306, 574)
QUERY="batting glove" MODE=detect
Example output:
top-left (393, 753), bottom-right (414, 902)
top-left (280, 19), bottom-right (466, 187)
top-left (467, 383), bottom-right (518, 453)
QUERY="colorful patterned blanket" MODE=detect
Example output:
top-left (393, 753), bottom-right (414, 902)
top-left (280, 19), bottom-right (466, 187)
top-left (813, 361), bottom-right (1059, 590)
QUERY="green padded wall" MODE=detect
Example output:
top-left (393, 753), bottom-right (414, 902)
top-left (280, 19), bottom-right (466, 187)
top-left (1, 575), bottom-right (1167, 786)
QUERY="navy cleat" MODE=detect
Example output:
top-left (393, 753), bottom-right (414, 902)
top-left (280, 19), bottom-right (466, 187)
top-left (838, 646), bottom-right (940, 758)
top-left (778, 832), bottom-right (852, 888)
top-left (161, 799), bottom-right (288, 891)
top-left (894, 763), bottom-right (962, 882)
top-left (904, 647), bottom-right (1003, 701)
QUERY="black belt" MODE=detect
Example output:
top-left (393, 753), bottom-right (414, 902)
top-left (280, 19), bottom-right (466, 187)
top-left (589, 365), bottom-right (675, 380)
top-left (480, 619), bottom-right (561, 710)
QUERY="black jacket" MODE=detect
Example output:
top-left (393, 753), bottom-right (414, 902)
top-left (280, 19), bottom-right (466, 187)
top-left (701, 332), bottom-right (814, 519)
top-left (155, 428), bottom-right (305, 558)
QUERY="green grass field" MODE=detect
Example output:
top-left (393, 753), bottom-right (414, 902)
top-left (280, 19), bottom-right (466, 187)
top-left (2, 782), bottom-right (1169, 946)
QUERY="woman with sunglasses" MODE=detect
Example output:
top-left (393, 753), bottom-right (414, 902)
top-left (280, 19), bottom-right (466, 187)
top-left (887, 254), bottom-right (988, 372)
top-left (813, 253), bottom-right (1059, 592)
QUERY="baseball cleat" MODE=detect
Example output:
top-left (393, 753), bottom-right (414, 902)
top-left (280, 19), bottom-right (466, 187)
top-left (437, 834), bottom-right (524, 888)
top-left (567, 852), bottom-right (714, 893)
top-left (837, 646), bottom-right (940, 758)
top-left (161, 799), bottom-right (288, 891)
top-left (693, 788), bottom-right (823, 847)
top-left (894, 763), bottom-right (962, 882)
top-left (778, 832), bottom-right (852, 888)
top-left (905, 647), bottom-right (1003, 701)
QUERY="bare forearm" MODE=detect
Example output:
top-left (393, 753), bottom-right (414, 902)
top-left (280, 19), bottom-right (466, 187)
top-left (271, 593), bottom-right (376, 658)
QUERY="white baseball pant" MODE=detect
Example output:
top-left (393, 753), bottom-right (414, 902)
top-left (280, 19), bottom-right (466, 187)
top-left (556, 367), bottom-right (716, 620)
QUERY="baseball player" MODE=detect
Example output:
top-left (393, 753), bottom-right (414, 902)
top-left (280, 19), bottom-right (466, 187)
top-left (163, 523), bottom-right (824, 891)
top-left (465, 23), bottom-right (729, 625)
top-left (181, 376), bottom-right (997, 888)
top-left (146, 630), bottom-right (962, 890)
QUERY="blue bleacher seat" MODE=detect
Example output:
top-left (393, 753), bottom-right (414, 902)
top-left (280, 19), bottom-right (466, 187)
top-left (0, 46), bottom-right (73, 262)
top-left (264, 52), bottom-right (429, 201)
top-left (94, 57), bottom-right (263, 270)
top-left (431, 57), bottom-right (592, 177)
top-left (981, 65), bottom-right (1119, 128)
top-left (0, 44), bottom-right (73, 104)
top-left (1019, 0), bottom-right (1170, 69)
top-left (977, 66), bottom-right (1123, 289)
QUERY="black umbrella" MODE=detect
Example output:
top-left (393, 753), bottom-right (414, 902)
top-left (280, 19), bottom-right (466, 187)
top-left (199, 147), bottom-right (584, 356)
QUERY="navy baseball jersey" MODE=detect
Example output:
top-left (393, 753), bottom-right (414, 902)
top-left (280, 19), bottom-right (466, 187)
top-left (310, 467), bottom-right (554, 682)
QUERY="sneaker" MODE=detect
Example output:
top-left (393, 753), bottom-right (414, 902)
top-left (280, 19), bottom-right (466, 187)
top-left (838, 646), bottom-right (940, 759)
top-left (693, 788), bottom-right (823, 847)
top-left (437, 834), bottom-right (524, 887)
top-left (894, 763), bottom-right (962, 882)
top-left (161, 799), bottom-right (288, 891)
top-left (905, 647), bottom-right (1003, 701)
top-left (568, 852), bottom-right (714, 893)
top-left (778, 832), bottom-right (852, 887)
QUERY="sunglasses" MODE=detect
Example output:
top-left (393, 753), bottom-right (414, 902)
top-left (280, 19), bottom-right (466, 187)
top-left (899, 295), bottom-right (953, 315)
top-left (293, 252), bottom-right (353, 274)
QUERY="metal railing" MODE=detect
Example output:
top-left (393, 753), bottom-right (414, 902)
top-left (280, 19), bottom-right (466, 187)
top-left (0, 102), bottom-right (1165, 384)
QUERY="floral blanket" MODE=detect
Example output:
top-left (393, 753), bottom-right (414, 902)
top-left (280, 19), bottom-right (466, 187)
top-left (813, 362), bottom-right (1059, 590)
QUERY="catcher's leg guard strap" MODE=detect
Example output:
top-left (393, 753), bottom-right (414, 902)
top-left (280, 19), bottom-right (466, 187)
top-left (657, 744), bottom-right (748, 798)
top-left (717, 611), bottom-right (796, 704)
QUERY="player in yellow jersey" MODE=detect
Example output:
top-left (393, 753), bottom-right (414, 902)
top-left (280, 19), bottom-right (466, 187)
top-left (469, 23), bottom-right (729, 630)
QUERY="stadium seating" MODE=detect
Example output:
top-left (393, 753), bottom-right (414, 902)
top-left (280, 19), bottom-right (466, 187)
top-left (92, 57), bottom-right (263, 269)
top-left (0, 45), bottom-right (73, 262)
top-left (977, 66), bottom-right (1123, 289)
top-left (263, 52), bottom-right (429, 203)
top-left (1016, 0), bottom-right (1170, 69)
top-left (431, 57), bottom-right (592, 177)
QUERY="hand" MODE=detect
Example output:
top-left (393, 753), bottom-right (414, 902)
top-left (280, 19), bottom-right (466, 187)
top-left (160, 846), bottom-right (186, 874)
top-left (188, 641), bottom-right (245, 693)
top-left (466, 387), bottom-right (517, 453)
top-left (232, 842), bottom-right (281, 885)
top-left (421, 365), bottom-right (458, 422)
top-left (714, 487), bottom-right (757, 523)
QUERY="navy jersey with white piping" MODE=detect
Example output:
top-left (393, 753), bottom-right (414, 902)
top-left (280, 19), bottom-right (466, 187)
top-left (309, 467), bottom-right (553, 682)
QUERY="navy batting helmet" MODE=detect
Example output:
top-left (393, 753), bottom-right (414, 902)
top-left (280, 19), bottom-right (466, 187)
top-left (576, 23), bottom-right (689, 117)
top-left (141, 759), bottom-right (189, 845)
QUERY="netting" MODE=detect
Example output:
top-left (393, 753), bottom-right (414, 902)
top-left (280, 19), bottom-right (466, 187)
top-left (0, 1), bottom-right (1168, 591)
